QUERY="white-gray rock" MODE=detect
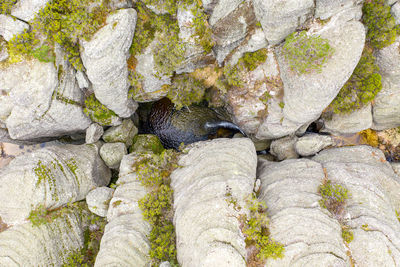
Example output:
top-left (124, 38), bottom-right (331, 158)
top-left (11, 0), bottom-right (50, 22)
top-left (81, 8), bottom-right (138, 118)
top-left (257, 20), bottom-right (365, 139)
top-left (270, 135), bottom-right (299, 161)
top-left (102, 119), bottom-right (137, 146)
top-left (86, 187), bottom-right (114, 217)
top-left (85, 123), bottom-right (104, 144)
top-left (252, 0), bottom-right (314, 45)
top-left (0, 15), bottom-right (29, 42)
top-left (294, 133), bottom-right (333, 156)
top-left (372, 37), bottom-right (400, 130)
top-left (75, 70), bottom-right (90, 89)
top-left (95, 153), bottom-right (151, 267)
top-left (0, 143), bottom-right (111, 225)
top-left (1, 59), bottom-right (91, 140)
top-left (315, 0), bottom-right (356, 20)
top-left (323, 104), bottom-right (373, 135)
top-left (392, 2), bottom-right (400, 24)
top-left (0, 209), bottom-right (85, 266)
top-left (170, 138), bottom-right (257, 267)
top-left (99, 142), bottom-right (127, 169)
top-left (0, 43), bottom-right (8, 62)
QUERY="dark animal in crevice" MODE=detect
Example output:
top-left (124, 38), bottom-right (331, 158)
top-left (144, 98), bottom-right (246, 150)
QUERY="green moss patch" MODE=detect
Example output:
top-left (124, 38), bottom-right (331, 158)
top-left (363, 0), bottom-right (399, 49)
top-left (330, 47), bottom-right (382, 114)
top-left (83, 94), bottom-right (118, 125)
top-left (167, 74), bottom-right (206, 109)
top-left (0, 0), bottom-right (16, 15)
top-left (282, 31), bottom-right (334, 75)
top-left (133, 150), bottom-right (180, 266)
top-left (130, 134), bottom-right (165, 154)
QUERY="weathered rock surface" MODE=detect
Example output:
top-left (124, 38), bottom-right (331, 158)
top-left (252, 0), bottom-right (314, 45)
top-left (0, 209), bottom-right (85, 266)
top-left (372, 37), bottom-right (400, 130)
top-left (102, 119), bottom-right (137, 146)
top-left (0, 58), bottom-right (91, 140)
top-left (0, 143), bottom-right (110, 225)
top-left (258, 145), bottom-right (400, 266)
top-left (85, 123), bottom-right (104, 144)
top-left (99, 142), bottom-right (127, 169)
top-left (256, 19), bottom-right (365, 139)
top-left (86, 187), bottom-right (114, 217)
top-left (170, 138), bottom-right (257, 266)
top-left (95, 153), bottom-right (150, 267)
top-left (270, 135), bottom-right (298, 161)
top-left (392, 2), bottom-right (400, 25)
top-left (0, 15), bottom-right (29, 42)
top-left (323, 104), bottom-right (373, 135)
top-left (294, 133), bottom-right (333, 156)
top-left (315, 0), bottom-right (357, 20)
top-left (11, 0), bottom-right (50, 22)
top-left (81, 8), bottom-right (138, 118)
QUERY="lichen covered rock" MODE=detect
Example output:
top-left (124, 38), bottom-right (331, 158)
top-left (170, 138), bottom-right (257, 266)
top-left (0, 143), bottom-right (111, 224)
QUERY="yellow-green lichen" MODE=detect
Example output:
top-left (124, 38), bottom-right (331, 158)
top-left (34, 160), bottom-right (59, 201)
top-left (318, 180), bottom-right (349, 215)
top-left (341, 225), bottom-right (354, 243)
top-left (134, 150), bottom-right (180, 266)
top-left (0, 0), bottom-right (16, 15)
top-left (188, 2), bottom-right (214, 54)
top-left (83, 94), bottom-right (118, 125)
top-left (282, 31), bottom-right (334, 75)
top-left (167, 74), bottom-right (206, 110)
top-left (241, 48), bottom-right (268, 71)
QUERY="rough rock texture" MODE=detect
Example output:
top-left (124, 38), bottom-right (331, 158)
top-left (86, 187), bottom-right (114, 217)
top-left (0, 209), bottom-right (85, 266)
top-left (11, 0), bottom-right (50, 22)
top-left (95, 153), bottom-right (150, 267)
top-left (81, 8), bottom-right (138, 118)
top-left (0, 57), bottom-right (91, 140)
top-left (372, 37), bottom-right (400, 130)
top-left (392, 2), bottom-right (400, 25)
top-left (315, 0), bottom-right (358, 20)
top-left (258, 145), bottom-right (400, 266)
top-left (0, 143), bottom-right (111, 225)
top-left (210, 1), bottom-right (257, 64)
top-left (75, 70), bottom-right (90, 89)
top-left (323, 104), bottom-right (373, 135)
top-left (102, 119), bottom-right (137, 146)
top-left (99, 142), bottom-right (127, 169)
top-left (85, 123), bottom-right (104, 144)
top-left (252, 0), bottom-right (314, 45)
top-left (257, 19), bottom-right (365, 139)
top-left (270, 135), bottom-right (298, 161)
top-left (0, 15), bottom-right (29, 42)
top-left (170, 138), bottom-right (257, 266)
top-left (294, 133), bottom-right (333, 156)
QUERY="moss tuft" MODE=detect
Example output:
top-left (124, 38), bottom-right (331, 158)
top-left (130, 134), bottom-right (165, 154)
top-left (32, 45), bottom-right (56, 63)
top-left (241, 48), bottom-right (268, 71)
top-left (363, 0), bottom-right (398, 49)
top-left (282, 31), bottom-right (334, 75)
top-left (167, 74), bottom-right (206, 110)
top-left (83, 94), bottom-right (118, 125)
top-left (330, 47), bottom-right (382, 114)
top-left (341, 225), bottom-right (354, 243)
top-left (189, 2), bottom-right (215, 54)
top-left (0, 0), bottom-right (16, 15)
top-left (318, 180), bottom-right (349, 216)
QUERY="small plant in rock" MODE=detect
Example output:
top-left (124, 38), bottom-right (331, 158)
top-left (318, 180), bottom-right (349, 217)
top-left (83, 94), bottom-right (117, 125)
top-left (363, 0), bottom-right (398, 49)
top-left (341, 225), bottom-right (354, 243)
top-left (32, 45), bottom-right (56, 63)
top-left (330, 47), bottom-right (382, 114)
top-left (167, 74), bottom-right (206, 110)
top-left (241, 48), bottom-right (268, 71)
top-left (282, 31), bottom-right (334, 74)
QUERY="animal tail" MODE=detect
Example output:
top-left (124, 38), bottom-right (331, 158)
top-left (204, 121), bottom-right (248, 137)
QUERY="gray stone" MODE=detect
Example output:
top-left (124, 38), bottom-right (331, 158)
top-left (252, 0), bottom-right (314, 45)
top-left (95, 153), bottom-right (151, 266)
top-left (257, 20), bottom-right (365, 139)
top-left (0, 15), bottom-right (29, 42)
top-left (102, 119), bottom-right (137, 146)
top-left (0, 44), bottom-right (8, 62)
top-left (372, 37), bottom-right (400, 130)
top-left (0, 143), bottom-right (111, 224)
top-left (75, 70), bottom-right (90, 89)
top-left (85, 123), bottom-right (104, 144)
top-left (86, 187), bottom-right (114, 217)
top-left (159, 262), bottom-right (172, 267)
top-left (0, 209), bottom-right (85, 266)
top-left (99, 142), bottom-right (127, 169)
top-left (323, 103), bottom-right (373, 135)
top-left (107, 0), bottom-right (133, 10)
top-left (81, 9), bottom-right (138, 118)
top-left (270, 135), bottom-right (299, 161)
top-left (0, 59), bottom-right (91, 140)
top-left (11, 0), bottom-right (50, 22)
top-left (391, 2), bottom-right (400, 25)
top-left (294, 133), bottom-right (333, 156)
top-left (315, 0), bottom-right (356, 20)
top-left (170, 138), bottom-right (257, 266)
